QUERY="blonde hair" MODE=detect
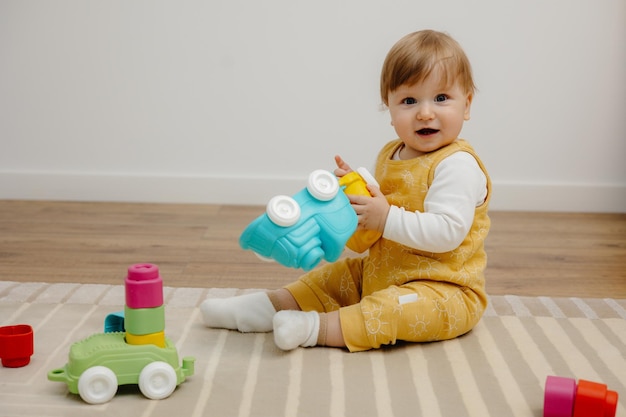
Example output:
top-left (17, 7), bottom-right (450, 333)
top-left (380, 30), bottom-right (476, 106)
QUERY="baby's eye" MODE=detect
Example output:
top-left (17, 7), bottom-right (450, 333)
top-left (402, 97), bottom-right (417, 105)
top-left (434, 94), bottom-right (448, 102)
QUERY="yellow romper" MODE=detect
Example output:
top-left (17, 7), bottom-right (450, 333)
top-left (286, 139), bottom-right (492, 352)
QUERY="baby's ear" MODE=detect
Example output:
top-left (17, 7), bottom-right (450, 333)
top-left (464, 93), bottom-right (473, 121)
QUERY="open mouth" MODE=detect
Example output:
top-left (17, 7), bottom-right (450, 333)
top-left (417, 128), bottom-right (439, 136)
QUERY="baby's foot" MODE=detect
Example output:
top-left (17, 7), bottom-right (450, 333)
top-left (200, 292), bottom-right (275, 332)
top-left (273, 310), bottom-right (319, 350)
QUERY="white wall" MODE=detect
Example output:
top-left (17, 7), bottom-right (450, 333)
top-left (1, 0), bottom-right (625, 212)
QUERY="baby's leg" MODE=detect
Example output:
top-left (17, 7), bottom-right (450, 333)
top-left (272, 258), bottom-right (363, 350)
top-left (340, 283), bottom-right (487, 351)
top-left (267, 288), bottom-right (301, 311)
top-left (273, 310), bottom-right (345, 350)
top-left (200, 288), bottom-right (299, 333)
top-left (200, 291), bottom-right (274, 332)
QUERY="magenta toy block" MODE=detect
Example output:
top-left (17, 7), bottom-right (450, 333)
top-left (125, 263), bottom-right (163, 309)
top-left (544, 376), bottom-right (576, 417)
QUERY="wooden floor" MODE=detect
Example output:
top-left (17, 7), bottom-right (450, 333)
top-left (0, 200), bottom-right (624, 298)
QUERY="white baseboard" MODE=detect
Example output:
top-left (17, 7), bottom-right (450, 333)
top-left (1, 171), bottom-right (624, 213)
top-left (489, 182), bottom-right (626, 213)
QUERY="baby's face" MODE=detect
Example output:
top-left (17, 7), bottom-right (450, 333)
top-left (387, 68), bottom-right (472, 159)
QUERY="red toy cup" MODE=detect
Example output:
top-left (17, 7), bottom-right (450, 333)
top-left (573, 379), bottom-right (618, 417)
top-left (0, 324), bottom-right (34, 368)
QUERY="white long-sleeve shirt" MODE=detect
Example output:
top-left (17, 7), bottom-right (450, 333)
top-left (382, 151), bottom-right (487, 253)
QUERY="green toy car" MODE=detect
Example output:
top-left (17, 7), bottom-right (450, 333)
top-left (48, 332), bottom-right (195, 404)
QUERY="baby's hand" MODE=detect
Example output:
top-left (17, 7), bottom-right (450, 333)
top-left (333, 155), bottom-right (353, 178)
top-left (347, 184), bottom-right (390, 233)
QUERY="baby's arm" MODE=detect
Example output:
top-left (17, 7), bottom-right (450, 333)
top-left (383, 152), bottom-right (487, 253)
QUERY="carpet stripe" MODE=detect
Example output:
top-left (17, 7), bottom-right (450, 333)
top-left (99, 284), bottom-right (125, 306)
top-left (175, 307), bottom-right (200, 350)
top-left (343, 350), bottom-right (377, 417)
top-left (504, 295), bottom-right (532, 317)
top-left (425, 336), bottom-right (468, 416)
top-left (407, 345), bottom-right (442, 417)
top-left (499, 316), bottom-right (555, 377)
top-left (572, 319), bottom-right (626, 397)
top-left (383, 347), bottom-right (420, 417)
top-left (605, 318), bottom-right (626, 346)
top-left (30, 303), bottom-right (101, 387)
top-left (604, 298), bottom-right (626, 319)
top-left (0, 280), bottom-right (19, 296)
top-left (299, 348), bottom-right (333, 416)
top-left (238, 333), bottom-right (265, 417)
top-left (284, 348), bottom-right (304, 417)
top-left (370, 350), bottom-right (393, 417)
top-left (443, 337), bottom-right (490, 416)
top-left (535, 317), bottom-right (602, 381)
top-left (66, 283), bottom-right (111, 304)
top-left (474, 319), bottom-right (533, 416)
top-left (538, 296), bottom-right (566, 318)
top-left (34, 283), bottom-right (81, 304)
top-left (488, 316), bottom-right (551, 411)
top-left (2, 301), bottom-right (31, 325)
top-left (1, 281), bottom-right (47, 303)
top-left (328, 348), bottom-right (345, 417)
top-left (571, 298), bottom-right (599, 319)
top-left (191, 330), bottom-right (229, 417)
top-left (567, 318), bottom-right (626, 416)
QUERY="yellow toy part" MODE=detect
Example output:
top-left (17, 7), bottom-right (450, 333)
top-left (339, 168), bottom-right (382, 253)
top-left (125, 331), bottom-right (166, 348)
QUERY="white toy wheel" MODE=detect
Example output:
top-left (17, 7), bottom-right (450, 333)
top-left (78, 366), bottom-right (118, 404)
top-left (266, 195), bottom-right (301, 227)
top-left (307, 170), bottom-right (339, 201)
top-left (138, 361), bottom-right (177, 400)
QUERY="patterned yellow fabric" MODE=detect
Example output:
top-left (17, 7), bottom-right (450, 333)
top-left (286, 139), bottom-right (492, 351)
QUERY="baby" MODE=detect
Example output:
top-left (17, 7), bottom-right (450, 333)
top-left (201, 29), bottom-right (491, 352)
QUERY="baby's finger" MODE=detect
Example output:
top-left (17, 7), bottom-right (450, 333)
top-left (346, 193), bottom-right (367, 205)
top-left (366, 184), bottom-right (383, 197)
top-left (334, 155), bottom-right (353, 172)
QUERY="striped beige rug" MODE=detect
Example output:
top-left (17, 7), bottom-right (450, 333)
top-left (0, 281), bottom-right (624, 417)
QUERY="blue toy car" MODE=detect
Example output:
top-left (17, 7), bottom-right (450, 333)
top-left (239, 170), bottom-right (358, 271)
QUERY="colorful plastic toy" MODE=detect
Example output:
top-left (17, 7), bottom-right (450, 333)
top-left (338, 167), bottom-right (382, 253)
top-left (48, 264), bottom-right (195, 404)
top-left (544, 375), bottom-right (618, 417)
top-left (104, 311), bottom-right (125, 333)
top-left (0, 324), bottom-right (34, 368)
top-left (125, 263), bottom-right (164, 309)
top-left (239, 169), bottom-right (358, 271)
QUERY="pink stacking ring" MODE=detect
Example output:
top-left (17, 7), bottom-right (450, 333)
top-left (544, 376), bottom-right (576, 417)
top-left (125, 263), bottom-right (164, 309)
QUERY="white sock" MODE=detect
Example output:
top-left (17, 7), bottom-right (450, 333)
top-left (200, 292), bottom-right (276, 333)
top-left (273, 310), bottom-right (319, 351)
